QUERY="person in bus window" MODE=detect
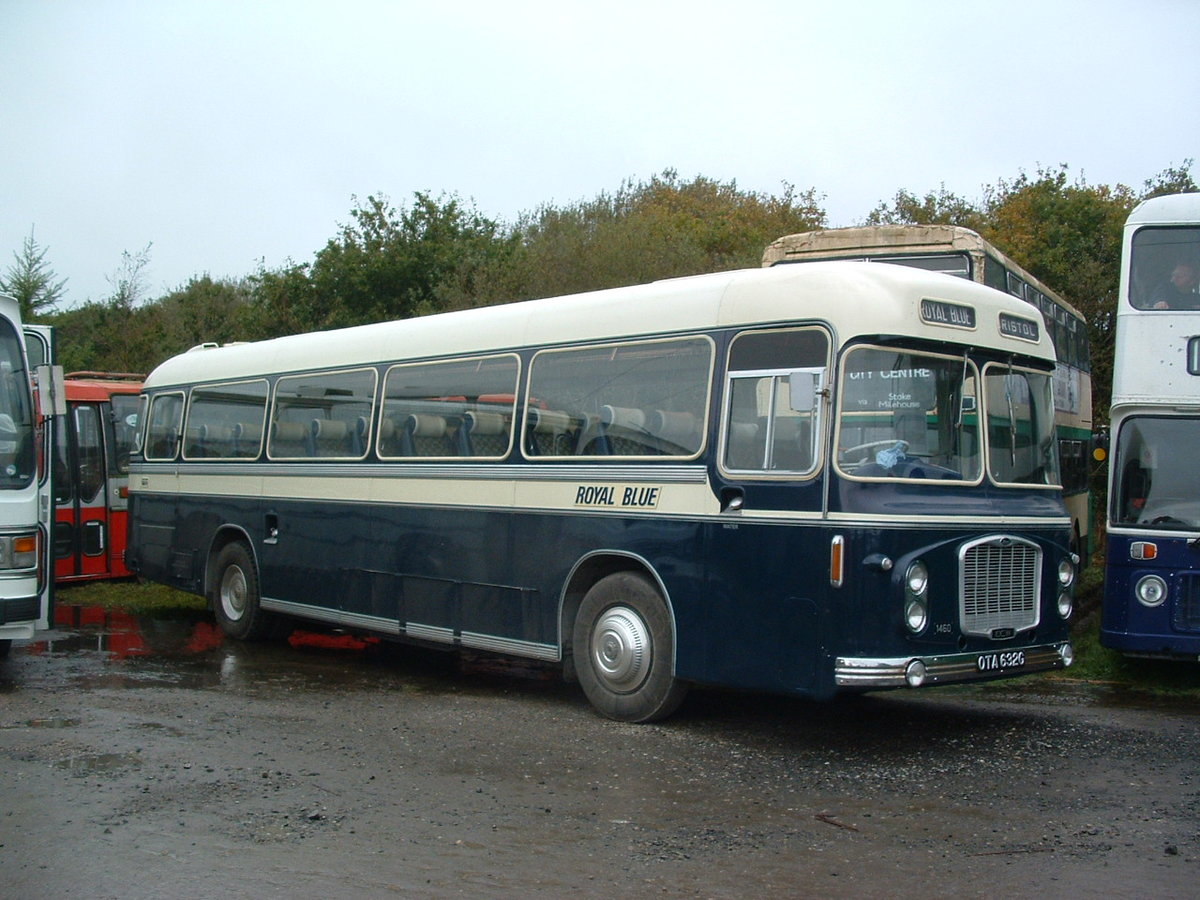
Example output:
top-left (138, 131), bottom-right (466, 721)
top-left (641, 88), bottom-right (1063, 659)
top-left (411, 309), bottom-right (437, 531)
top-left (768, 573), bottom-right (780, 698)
top-left (1152, 261), bottom-right (1200, 309)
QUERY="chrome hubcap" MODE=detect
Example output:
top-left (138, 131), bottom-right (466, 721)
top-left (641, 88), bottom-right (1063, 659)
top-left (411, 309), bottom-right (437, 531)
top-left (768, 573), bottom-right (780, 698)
top-left (591, 606), bottom-right (650, 692)
top-left (220, 565), bottom-right (247, 621)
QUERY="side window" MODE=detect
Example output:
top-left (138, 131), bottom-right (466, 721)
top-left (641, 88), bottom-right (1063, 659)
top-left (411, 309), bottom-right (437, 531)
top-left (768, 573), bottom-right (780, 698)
top-left (53, 406), bottom-right (72, 504)
top-left (524, 337), bottom-right (712, 459)
top-left (1006, 271), bottom-right (1027, 301)
top-left (144, 393), bottom-right (184, 461)
top-left (379, 355), bottom-right (519, 460)
top-left (722, 328), bottom-right (829, 475)
top-left (183, 380), bottom-right (269, 460)
top-left (109, 394), bottom-right (140, 474)
top-left (74, 404), bottom-right (105, 502)
top-left (269, 369), bottom-right (377, 460)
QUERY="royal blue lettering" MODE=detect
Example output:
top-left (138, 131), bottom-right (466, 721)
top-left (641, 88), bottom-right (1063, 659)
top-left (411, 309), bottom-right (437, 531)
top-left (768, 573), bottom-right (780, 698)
top-left (575, 486), bottom-right (615, 505)
top-left (621, 486), bottom-right (660, 507)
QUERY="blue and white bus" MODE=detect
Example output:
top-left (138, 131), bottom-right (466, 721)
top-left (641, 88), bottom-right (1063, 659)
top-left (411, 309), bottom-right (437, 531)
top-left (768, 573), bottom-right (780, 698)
top-left (1102, 192), bottom-right (1200, 660)
top-left (126, 263), bottom-right (1077, 720)
top-left (0, 296), bottom-right (56, 657)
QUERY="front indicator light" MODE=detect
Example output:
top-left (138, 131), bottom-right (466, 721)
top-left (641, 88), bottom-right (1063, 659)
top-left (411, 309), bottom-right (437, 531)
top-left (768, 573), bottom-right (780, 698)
top-left (905, 659), bottom-right (927, 687)
top-left (1059, 642), bottom-right (1075, 667)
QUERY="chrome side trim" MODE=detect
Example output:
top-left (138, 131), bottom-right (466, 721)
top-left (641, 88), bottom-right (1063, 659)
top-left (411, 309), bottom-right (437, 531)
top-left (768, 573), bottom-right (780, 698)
top-left (460, 631), bottom-right (559, 661)
top-left (257, 600), bottom-right (561, 661)
top-left (134, 461), bottom-right (710, 484)
top-left (835, 642), bottom-right (1070, 688)
top-left (403, 622), bottom-right (455, 644)
top-left (260, 597), bottom-right (402, 635)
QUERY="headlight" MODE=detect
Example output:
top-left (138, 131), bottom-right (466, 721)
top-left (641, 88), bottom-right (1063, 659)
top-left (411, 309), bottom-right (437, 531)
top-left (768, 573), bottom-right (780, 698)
top-left (1057, 557), bottom-right (1076, 588)
top-left (904, 596), bottom-right (928, 633)
top-left (0, 533), bottom-right (38, 570)
top-left (1135, 575), bottom-right (1167, 608)
top-left (1057, 591), bottom-right (1073, 619)
top-left (904, 560), bottom-right (929, 634)
top-left (905, 561), bottom-right (929, 596)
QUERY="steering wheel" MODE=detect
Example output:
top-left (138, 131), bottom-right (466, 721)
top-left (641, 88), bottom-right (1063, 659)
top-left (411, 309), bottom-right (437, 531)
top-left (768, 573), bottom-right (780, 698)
top-left (839, 439), bottom-right (909, 466)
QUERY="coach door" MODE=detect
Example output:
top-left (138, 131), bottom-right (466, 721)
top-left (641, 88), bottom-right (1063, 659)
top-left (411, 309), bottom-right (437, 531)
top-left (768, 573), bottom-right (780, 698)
top-left (54, 401), bottom-right (113, 580)
top-left (705, 326), bottom-right (832, 693)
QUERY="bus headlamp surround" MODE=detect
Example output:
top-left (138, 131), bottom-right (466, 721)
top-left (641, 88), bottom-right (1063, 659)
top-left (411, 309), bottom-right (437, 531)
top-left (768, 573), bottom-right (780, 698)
top-left (1135, 575), bottom-right (1168, 608)
top-left (1057, 557), bottom-right (1076, 588)
top-left (904, 596), bottom-right (929, 633)
top-left (906, 560), bottom-right (929, 596)
top-left (904, 560), bottom-right (929, 634)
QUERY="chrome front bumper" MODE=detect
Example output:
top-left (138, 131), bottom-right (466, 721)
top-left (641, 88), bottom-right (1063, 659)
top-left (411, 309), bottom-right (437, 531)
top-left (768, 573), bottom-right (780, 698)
top-left (835, 642), bottom-right (1073, 689)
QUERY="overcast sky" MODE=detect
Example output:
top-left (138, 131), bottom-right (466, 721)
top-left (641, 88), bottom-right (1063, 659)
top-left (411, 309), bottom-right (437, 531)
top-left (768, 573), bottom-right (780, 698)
top-left (3, 0), bottom-right (1197, 307)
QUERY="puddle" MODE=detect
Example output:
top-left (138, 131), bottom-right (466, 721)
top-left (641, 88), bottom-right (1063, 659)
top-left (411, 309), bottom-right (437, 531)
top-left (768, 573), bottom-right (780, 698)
top-left (3, 603), bottom-right (559, 701)
top-left (52, 751), bottom-right (142, 775)
top-left (0, 716), bottom-right (81, 730)
top-left (41, 605), bottom-right (226, 658)
top-left (6, 603), bottom-right (1195, 715)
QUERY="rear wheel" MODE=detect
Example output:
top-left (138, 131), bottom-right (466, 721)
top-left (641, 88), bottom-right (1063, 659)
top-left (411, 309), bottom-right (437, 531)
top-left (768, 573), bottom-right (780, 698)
top-left (211, 542), bottom-right (279, 641)
top-left (573, 571), bottom-right (687, 722)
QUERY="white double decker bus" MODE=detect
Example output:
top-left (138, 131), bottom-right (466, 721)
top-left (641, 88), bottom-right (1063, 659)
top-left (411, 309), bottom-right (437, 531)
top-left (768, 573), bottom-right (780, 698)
top-left (1102, 193), bottom-right (1200, 659)
top-left (126, 263), bottom-right (1077, 720)
top-left (0, 296), bottom-right (58, 657)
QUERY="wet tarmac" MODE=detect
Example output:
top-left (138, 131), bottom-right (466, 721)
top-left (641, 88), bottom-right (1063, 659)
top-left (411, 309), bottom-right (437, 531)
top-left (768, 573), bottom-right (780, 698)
top-left (1, 605), bottom-right (1198, 898)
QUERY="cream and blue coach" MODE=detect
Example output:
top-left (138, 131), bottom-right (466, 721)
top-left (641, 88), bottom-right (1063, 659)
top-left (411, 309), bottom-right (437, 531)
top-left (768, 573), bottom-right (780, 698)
top-left (127, 262), bottom-right (1076, 721)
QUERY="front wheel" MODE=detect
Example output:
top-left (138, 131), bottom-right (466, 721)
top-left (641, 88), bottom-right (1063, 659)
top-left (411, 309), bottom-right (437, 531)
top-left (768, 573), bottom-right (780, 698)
top-left (573, 572), bottom-right (687, 722)
top-left (211, 542), bottom-right (279, 641)
top-left (0, 638), bottom-right (11, 659)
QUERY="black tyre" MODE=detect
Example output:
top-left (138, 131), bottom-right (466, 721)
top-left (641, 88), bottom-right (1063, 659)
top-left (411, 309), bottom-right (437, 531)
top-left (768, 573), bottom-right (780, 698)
top-left (573, 571), bottom-right (687, 723)
top-left (0, 638), bottom-right (11, 659)
top-left (211, 542), bottom-right (278, 641)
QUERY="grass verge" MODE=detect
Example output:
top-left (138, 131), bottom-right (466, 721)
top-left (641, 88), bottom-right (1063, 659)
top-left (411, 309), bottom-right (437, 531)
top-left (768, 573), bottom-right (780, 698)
top-left (1061, 564), bottom-right (1200, 698)
top-left (55, 580), bottom-right (207, 616)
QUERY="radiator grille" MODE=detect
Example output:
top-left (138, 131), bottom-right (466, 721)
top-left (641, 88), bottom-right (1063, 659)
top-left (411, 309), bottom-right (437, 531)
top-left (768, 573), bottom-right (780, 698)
top-left (0, 597), bottom-right (39, 625)
top-left (960, 536), bottom-right (1041, 637)
top-left (1173, 575), bottom-right (1200, 634)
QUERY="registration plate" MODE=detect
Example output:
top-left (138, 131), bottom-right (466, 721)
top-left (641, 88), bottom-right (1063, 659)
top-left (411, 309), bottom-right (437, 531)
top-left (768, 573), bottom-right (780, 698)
top-left (976, 650), bottom-right (1026, 673)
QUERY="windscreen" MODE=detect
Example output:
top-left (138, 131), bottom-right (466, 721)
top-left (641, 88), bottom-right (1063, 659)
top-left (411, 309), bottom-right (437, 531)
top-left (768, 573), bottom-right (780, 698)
top-left (982, 365), bottom-right (1061, 486)
top-left (0, 321), bottom-right (34, 489)
top-left (1113, 417), bottom-right (1200, 529)
top-left (836, 347), bottom-right (980, 481)
top-left (1129, 226), bottom-right (1200, 310)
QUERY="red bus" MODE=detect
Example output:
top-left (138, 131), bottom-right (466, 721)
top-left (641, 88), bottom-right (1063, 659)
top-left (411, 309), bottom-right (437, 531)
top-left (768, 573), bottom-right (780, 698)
top-left (54, 373), bottom-right (143, 583)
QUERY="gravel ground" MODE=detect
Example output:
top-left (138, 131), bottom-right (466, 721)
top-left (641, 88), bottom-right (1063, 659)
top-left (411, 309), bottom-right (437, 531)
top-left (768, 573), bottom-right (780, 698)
top-left (1, 616), bottom-right (1197, 899)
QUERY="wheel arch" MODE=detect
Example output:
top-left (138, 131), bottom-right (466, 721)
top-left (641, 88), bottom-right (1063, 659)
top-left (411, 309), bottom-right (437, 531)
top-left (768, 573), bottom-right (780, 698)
top-left (558, 550), bottom-right (676, 682)
top-left (204, 525), bottom-right (257, 607)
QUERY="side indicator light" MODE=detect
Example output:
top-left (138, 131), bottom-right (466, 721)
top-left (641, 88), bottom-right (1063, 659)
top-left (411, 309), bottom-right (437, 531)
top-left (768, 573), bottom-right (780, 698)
top-left (830, 535), bottom-right (844, 588)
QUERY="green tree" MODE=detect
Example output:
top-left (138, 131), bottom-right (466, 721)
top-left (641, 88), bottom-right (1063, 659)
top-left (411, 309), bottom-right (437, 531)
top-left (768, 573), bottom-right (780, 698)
top-left (506, 171), bottom-right (826, 302)
top-left (1141, 159), bottom-right (1197, 199)
top-left (1, 228), bottom-right (68, 318)
top-left (106, 244), bottom-right (153, 310)
top-left (864, 185), bottom-right (985, 229)
top-left (43, 243), bottom-right (167, 373)
top-left (304, 192), bottom-right (516, 329)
